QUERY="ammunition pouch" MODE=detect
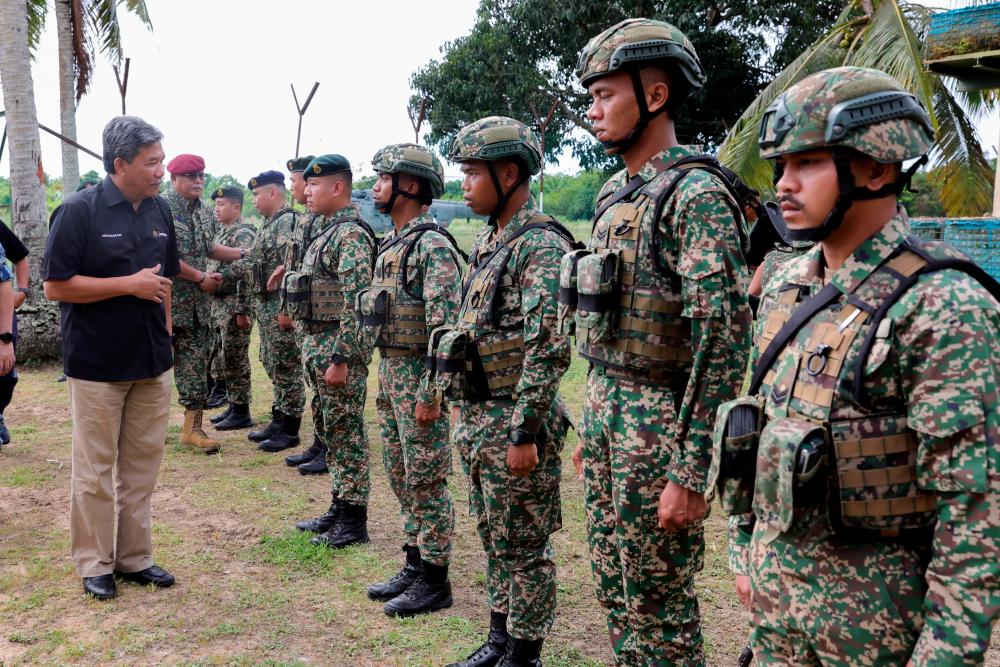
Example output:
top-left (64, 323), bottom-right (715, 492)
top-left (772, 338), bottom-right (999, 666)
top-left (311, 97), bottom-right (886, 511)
top-left (752, 418), bottom-right (828, 533)
top-left (281, 271), bottom-right (312, 320)
top-left (557, 249), bottom-right (590, 336)
top-left (357, 287), bottom-right (429, 351)
top-left (431, 328), bottom-right (469, 400)
top-left (709, 396), bottom-right (762, 515)
top-left (464, 333), bottom-right (524, 402)
top-left (574, 251), bottom-right (619, 344)
top-left (251, 261), bottom-right (268, 299)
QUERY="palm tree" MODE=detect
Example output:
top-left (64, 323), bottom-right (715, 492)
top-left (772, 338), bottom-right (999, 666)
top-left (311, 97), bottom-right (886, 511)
top-left (28, 0), bottom-right (152, 192)
top-left (719, 0), bottom-right (996, 217)
top-left (0, 0), bottom-right (60, 359)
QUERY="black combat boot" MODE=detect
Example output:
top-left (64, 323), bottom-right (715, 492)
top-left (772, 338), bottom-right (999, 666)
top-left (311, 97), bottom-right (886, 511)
top-left (295, 493), bottom-right (339, 533)
top-left (297, 449), bottom-right (329, 475)
top-left (259, 413), bottom-right (301, 452)
top-left (311, 503), bottom-right (369, 548)
top-left (383, 560), bottom-right (453, 617)
top-left (206, 380), bottom-right (227, 408)
top-left (445, 612), bottom-right (509, 667)
top-left (285, 435), bottom-right (324, 467)
top-left (368, 545), bottom-right (422, 602)
top-left (214, 403), bottom-right (254, 430)
top-left (497, 639), bottom-right (543, 667)
top-left (248, 407), bottom-right (282, 442)
top-left (209, 404), bottom-right (232, 425)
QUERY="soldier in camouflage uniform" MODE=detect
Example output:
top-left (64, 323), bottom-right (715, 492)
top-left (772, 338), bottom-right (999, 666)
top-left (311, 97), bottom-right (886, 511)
top-left (205, 185), bottom-right (257, 431)
top-left (284, 154), bottom-right (376, 549)
top-left (358, 143), bottom-right (462, 617)
top-left (568, 20), bottom-right (752, 666)
top-left (436, 118), bottom-right (574, 667)
top-left (711, 66), bottom-right (1000, 666)
top-left (163, 154), bottom-right (247, 454)
top-left (245, 170), bottom-right (305, 452)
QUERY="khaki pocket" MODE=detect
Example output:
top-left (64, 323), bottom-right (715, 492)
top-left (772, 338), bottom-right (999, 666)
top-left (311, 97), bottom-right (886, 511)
top-left (574, 251), bottom-right (619, 344)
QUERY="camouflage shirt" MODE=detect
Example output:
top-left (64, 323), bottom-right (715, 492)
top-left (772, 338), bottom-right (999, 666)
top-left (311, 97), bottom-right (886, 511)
top-left (208, 219), bottom-right (257, 316)
top-left (248, 206), bottom-right (298, 301)
top-left (591, 146), bottom-right (752, 493)
top-left (163, 188), bottom-right (216, 329)
top-left (733, 211), bottom-right (1000, 664)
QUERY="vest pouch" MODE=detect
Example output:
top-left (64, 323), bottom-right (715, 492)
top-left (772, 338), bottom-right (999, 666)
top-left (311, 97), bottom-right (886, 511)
top-left (557, 249), bottom-right (590, 336)
top-left (574, 251), bottom-right (619, 344)
top-left (753, 418), bottom-right (829, 533)
top-left (281, 271), bottom-right (312, 320)
top-left (251, 261), bottom-right (268, 298)
top-left (433, 328), bottom-right (469, 401)
top-left (309, 275), bottom-right (345, 322)
top-left (709, 396), bottom-right (762, 515)
top-left (356, 288), bottom-right (389, 348)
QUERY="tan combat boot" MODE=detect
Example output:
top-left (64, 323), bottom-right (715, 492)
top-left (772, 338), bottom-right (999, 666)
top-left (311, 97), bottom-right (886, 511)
top-left (181, 409), bottom-right (220, 454)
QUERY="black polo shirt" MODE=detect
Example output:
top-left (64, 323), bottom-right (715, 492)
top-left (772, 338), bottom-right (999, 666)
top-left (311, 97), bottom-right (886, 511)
top-left (44, 176), bottom-right (180, 382)
top-left (0, 221), bottom-right (29, 263)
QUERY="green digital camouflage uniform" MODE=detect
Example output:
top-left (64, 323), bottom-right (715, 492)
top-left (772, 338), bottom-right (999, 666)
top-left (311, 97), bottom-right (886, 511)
top-left (164, 188), bottom-right (217, 410)
top-left (363, 213), bottom-right (461, 566)
top-left (715, 66), bottom-right (1000, 666)
top-left (445, 199), bottom-right (572, 641)
top-left (249, 205), bottom-right (304, 418)
top-left (296, 203), bottom-right (374, 505)
top-left (207, 219), bottom-right (257, 405)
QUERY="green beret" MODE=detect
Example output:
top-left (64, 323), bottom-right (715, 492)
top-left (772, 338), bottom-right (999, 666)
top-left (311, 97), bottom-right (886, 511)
top-left (303, 154), bottom-right (351, 180)
top-left (287, 155), bottom-right (315, 173)
top-left (210, 184), bottom-right (244, 201)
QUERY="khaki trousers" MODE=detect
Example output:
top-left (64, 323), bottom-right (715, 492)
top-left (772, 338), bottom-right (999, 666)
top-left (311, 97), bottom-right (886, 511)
top-left (68, 371), bottom-right (172, 577)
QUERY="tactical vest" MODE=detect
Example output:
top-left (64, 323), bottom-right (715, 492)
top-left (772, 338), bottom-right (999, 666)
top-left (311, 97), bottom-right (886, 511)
top-left (358, 223), bottom-right (459, 355)
top-left (209, 221), bottom-right (256, 297)
top-left (432, 215), bottom-right (575, 402)
top-left (712, 236), bottom-right (1000, 542)
top-left (559, 156), bottom-right (743, 386)
top-left (283, 214), bottom-right (375, 323)
top-left (251, 207), bottom-right (298, 299)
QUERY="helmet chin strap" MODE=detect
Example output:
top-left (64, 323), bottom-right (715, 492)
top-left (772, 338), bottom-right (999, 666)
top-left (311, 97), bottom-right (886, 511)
top-left (374, 171), bottom-right (420, 216)
top-left (775, 149), bottom-right (928, 244)
top-left (600, 68), bottom-right (668, 154)
top-left (486, 162), bottom-right (528, 226)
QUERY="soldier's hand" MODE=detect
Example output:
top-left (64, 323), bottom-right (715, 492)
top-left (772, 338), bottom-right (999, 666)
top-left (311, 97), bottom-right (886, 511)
top-left (735, 574), bottom-right (751, 610)
top-left (450, 406), bottom-right (460, 428)
top-left (324, 361), bottom-right (348, 387)
top-left (267, 265), bottom-right (286, 292)
top-left (131, 264), bottom-right (171, 303)
top-left (13, 290), bottom-right (26, 309)
top-left (572, 442), bottom-right (585, 480)
top-left (235, 313), bottom-right (251, 330)
top-left (507, 443), bottom-right (538, 477)
top-left (414, 400), bottom-right (441, 427)
top-left (277, 313), bottom-right (294, 330)
top-left (657, 480), bottom-right (709, 532)
top-left (0, 341), bottom-right (15, 376)
top-left (199, 272), bottom-right (223, 293)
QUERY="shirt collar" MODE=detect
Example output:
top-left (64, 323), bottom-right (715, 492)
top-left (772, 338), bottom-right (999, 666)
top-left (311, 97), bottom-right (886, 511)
top-left (101, 175), bottom-right (157, 212)
top-left (635, 145), bottom-right (698, 181)
top-left (393, 212), bottom-right (435, 239)
top-left (491, 197), bottom-right (537, 247)
top-left (827, 210), bottom-right (911, 295)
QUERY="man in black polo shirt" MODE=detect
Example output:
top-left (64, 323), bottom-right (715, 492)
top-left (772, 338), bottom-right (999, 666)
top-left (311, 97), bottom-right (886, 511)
top-left (44, 115), bottom-right (180, 601)
top-left (0, 220), bottom-right (28, 446)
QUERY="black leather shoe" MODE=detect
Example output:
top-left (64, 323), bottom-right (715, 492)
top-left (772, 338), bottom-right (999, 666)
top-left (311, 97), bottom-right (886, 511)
top-left (0, 415), bottom-right (10, 446)
top-left (285, 436), bottom-right (324, 467)
top-left (445, 612), bottom-right (509, 667)
top-left (209, 405), bottom-right (232, 425)
top-left (259, 413), bottom-right (301, 452)
top-left (368, 545), bottom-right (422, 602)
top-left (383, 562), bottom-right (453, 617)
top-left (206, 382), bottom-right (227, 409)
top-left (298, 455), bottom-right (328, 475)
top-left (497, 638), bottom-right (543, 667)
top-left (248, 408), bottom-right (282, 442)
top-left (295, 496), bottom-right (340, 533)
top-left (215, 403), bottom-right (254, 431)
top-left (311, 503), bottom-right (369, 548)
top-left (114, 565), bottom-right (175, 588)
top-left (83, 574), bottom-right (116, 600)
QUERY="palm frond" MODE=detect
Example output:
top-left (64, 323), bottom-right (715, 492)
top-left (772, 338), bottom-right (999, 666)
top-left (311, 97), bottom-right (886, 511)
top-left (25, 0), bottom-right (48, 55)
top-left (929, 79), bottom-right (994, 215)
top-left (120, 0), bottom-right (152, 30)
top-left (87, 0), bottom-right (124, 64)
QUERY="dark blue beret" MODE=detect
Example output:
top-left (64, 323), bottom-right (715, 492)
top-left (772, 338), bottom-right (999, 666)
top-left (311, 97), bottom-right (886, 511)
top-left (247, 170), bottom-right (285, 190)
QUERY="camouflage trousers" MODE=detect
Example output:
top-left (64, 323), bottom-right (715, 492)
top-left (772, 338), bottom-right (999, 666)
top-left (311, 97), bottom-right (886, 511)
top-left (212, 313), bottom-right (252, 405)
top-left (256, 299), bottom-right (304, 417)
top-left (209, 326), bottom-right (223, 384)
top-left (376, 352), bottom-right (454, 565)
top-left (749, 507), bottom-right (927, 666)
top-left (173, 320), bottom-right (212, 410)
top-left (302, 329), bottom-right (369, 506)
top-left (580, 370), bottom-right (705, 667)
top-left (453, 399), bottom-right (562, 641)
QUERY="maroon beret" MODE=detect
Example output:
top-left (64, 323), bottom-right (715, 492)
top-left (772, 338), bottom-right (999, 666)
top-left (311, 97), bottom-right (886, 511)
top-left (167, 153), bottom-right (205, 174)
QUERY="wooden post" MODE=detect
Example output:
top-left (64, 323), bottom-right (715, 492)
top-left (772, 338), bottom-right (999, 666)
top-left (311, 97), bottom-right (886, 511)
top-left (291, 82), bottom-right (320, 158)
top-left (113, 58), bottom-right (130, 115)
top-left (409, 99), bottom-right (426, 145)
top-left (529, 98), bottom-right (559, 213)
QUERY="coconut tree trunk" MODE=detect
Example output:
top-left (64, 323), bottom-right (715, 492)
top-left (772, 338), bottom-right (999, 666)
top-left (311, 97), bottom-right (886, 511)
top-left (0, 0), bottom-right (62, 360)
top-left (55, 0), bottom-right (80, 194)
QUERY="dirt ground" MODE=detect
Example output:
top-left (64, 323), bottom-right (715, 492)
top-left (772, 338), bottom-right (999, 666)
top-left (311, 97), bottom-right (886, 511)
top-left (0, 357), bottom-right (996, 666)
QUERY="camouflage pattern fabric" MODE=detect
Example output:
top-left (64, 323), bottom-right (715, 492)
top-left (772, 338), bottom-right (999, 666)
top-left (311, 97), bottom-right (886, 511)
top-left (250, 207), bottom-right (304, 417)
top-left (732, 213), bottom-right (1000, 665)
top-left (208, 220), bottom-right (257, 404)
top-left (448, 117), bottom-right (542, 175)
top-left (448, 200), bottom-right (572, 640)
top-left (373, 214), bottom-right (461, 565)
top-left (579, 145), bottom-right (751, 666)
top-left (164, 189), bottom-right (217, 409)
top-left (371, 144), bottom-right (445, 198)
top-left (298, 203), bottom-right (374, 505)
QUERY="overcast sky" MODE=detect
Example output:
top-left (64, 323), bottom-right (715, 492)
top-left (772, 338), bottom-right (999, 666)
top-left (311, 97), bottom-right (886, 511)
top-left (4, 0), bottom-right (998, 186)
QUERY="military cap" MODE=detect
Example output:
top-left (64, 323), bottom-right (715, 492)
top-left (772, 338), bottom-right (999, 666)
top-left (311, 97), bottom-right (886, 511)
top-left (167, 153), bottom-right (205, 175)
top-left (303, 154), bottom-right (352, 180)
top-left (210, 185), bottom-right (244, 201)
top-left (286, 155), bottom-right (315, 173)
top-left (247, 170), bottom-right (285, 190)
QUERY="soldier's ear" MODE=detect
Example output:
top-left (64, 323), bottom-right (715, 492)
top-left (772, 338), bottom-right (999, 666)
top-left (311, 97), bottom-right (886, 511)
top-left (852, 156), bottom-right (899, 193)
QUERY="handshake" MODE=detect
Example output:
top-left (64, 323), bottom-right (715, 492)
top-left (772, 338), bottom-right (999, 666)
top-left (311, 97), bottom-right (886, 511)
top-left (198, 271), bottom-right (223, 293)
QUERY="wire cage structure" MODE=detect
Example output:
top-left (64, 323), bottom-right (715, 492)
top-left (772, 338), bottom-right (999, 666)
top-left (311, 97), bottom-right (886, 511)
top-left (925, 2), bottom-right (1000, 90)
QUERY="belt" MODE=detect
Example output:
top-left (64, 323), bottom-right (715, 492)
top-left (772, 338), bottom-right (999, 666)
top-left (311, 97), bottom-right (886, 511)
top-left (302, 320), bottom-right (341, 334)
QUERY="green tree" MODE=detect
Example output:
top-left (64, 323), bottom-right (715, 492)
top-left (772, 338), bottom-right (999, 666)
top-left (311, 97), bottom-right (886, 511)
top-left (410, 0), bottom-right (842, 171)
top-left (718, 0), bottom-right (995, 217)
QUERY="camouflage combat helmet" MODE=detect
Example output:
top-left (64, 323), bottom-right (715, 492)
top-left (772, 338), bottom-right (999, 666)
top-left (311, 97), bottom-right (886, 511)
top-left (759, 66), bottom-right (933, 162)
top-left (576, 18), bottom-right (705, 151)
top-left (449, 116), bottom-right (542, 224)
top-left (758, 66), bottom-right (934, 243)
top-left (371, 143), bottom-right (445, 214)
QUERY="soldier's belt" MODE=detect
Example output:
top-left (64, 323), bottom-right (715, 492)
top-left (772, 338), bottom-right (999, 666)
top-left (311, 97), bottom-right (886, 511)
top-left (380, 347), bottom-right (421, 358)
top-left (302, 320), bottom-right (341, 334)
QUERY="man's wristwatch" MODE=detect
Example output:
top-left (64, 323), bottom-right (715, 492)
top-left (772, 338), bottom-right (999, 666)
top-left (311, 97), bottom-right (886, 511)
top-left (330, 353), bottom-right (346, 365)
top-left (240, 248), bottom-right (246, 259)
top-left (0, 332), bottom-right (14, 344)
top-left (508, 428), bottom-right (536, 446)
top-left (15, 287), bottom-right (28, 296)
